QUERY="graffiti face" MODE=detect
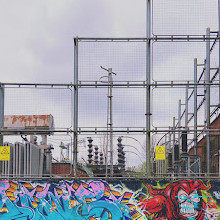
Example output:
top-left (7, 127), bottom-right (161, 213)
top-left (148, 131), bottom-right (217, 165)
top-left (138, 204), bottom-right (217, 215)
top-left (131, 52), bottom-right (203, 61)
top-left (138, 180), bottom-right (220, 220)
top-left (177, 189), bottom-right (200, 218)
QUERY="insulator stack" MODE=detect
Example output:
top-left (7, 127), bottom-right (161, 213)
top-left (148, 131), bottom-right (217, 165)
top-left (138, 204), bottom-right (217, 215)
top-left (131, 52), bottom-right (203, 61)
top-left (94, 145), bottom-right (99, 165)
top-left (87, 137), bottom-right (93, 164)
top-left (100, 152), bottom-right (104, 165)
top-left (117, 137), bottom-right (125, 167)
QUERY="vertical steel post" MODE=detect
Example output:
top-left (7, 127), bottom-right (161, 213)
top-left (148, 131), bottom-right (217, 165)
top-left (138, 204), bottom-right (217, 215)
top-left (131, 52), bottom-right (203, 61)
top-left (218, 0), bottom-right (220, 178)
top-left (66, 143), bottom-right (70, 159)
top-left (0, 84), bottom-right (4, 146)
top-left (187, 157), bottom-right (190, 176)
top-left (206, 28), bottom-right (211, 175)
top-left (73, 37), bottom-right (79, 177)
top-left (178, 100), bottom-right (181, 151)
top-left (185, 86), bottom-right (189, 129)
top-left (168, 128), bottom-right (171, 173)
top-left (164, 134), bottom-right (167, 173)
top-left (194, 58), bottom-right (198, 155)
top-left (185, 85), bottom-right (189, 175)
top-left (218, 0), bottom-right (220, 103)
top-left (159, 159), bottom-right (161, 177)
top-left (108, 68), bottom-right (114, 176)
top-left (146, 0), bottom-right (151, 176)
top-left (218, 150), bottom-right (220, 178)
top-left (172, 117), bottom-right (175, 169)
top-left (105, 139), bottom-right (108, 177)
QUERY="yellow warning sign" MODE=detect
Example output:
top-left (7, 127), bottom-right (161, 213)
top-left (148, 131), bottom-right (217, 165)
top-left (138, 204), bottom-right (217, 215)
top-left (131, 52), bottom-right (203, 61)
top-left (0, 146), bottom-right (10, 161)
top-left (155, 145), bottom-right (165, 160)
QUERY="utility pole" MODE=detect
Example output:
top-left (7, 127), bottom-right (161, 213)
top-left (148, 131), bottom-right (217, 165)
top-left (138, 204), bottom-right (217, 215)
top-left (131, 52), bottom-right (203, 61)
top-left (100, 66), bottom-right (116, 176)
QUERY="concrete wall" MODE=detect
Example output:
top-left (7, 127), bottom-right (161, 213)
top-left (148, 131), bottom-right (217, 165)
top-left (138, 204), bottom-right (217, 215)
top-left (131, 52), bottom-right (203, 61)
top-left (0, 179), bottom-right (219, 219)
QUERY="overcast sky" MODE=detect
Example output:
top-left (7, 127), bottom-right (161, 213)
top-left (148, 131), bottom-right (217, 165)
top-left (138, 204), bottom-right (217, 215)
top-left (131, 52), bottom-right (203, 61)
top-left (0, 0), bottom-right (146, 84)
top-left (0, 0), bottom-right (217, 83)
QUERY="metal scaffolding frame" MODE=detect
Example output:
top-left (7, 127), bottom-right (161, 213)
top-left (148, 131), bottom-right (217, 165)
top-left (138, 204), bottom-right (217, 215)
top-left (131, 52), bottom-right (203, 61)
top-left (0, 0), bottom-right (220, 179)
top-left (73, 0), bottom-right (220, 178)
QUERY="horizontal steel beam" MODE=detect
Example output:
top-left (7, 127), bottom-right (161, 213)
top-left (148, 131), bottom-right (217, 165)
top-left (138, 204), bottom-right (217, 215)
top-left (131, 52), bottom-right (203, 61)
top-left (1, 128), bottom-right (220, 134)
top-left (0, 82), bottom-right (73, 87)
top-left (0, 129), bottom-right (70, 135)
top-left (75, 36), bottom-right (220, 42)
top-left (78, 82), bottom-right (220, 87)
top-left (2, 82), bottom-right (220, 88)
top-left (1, 174), bottom-right (220, 180)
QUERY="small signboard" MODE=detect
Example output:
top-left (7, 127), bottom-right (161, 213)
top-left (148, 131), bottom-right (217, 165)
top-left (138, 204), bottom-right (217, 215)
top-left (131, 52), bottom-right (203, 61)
top-left (0, 146), bottom-right (10, 161)
top-left (155, 145), bottom-right (165, 160)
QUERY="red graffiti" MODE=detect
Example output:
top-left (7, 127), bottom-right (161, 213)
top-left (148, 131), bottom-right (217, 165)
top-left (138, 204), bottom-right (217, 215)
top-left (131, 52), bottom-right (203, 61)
top-left (139, 180), bottom-right (218, 220)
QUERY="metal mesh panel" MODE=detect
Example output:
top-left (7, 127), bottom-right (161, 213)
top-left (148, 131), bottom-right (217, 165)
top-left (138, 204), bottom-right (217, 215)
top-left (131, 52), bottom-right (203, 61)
top-left (78, 87), bottom-right (146, 128)
top-left (152, 87), bottom-right (186, 128)
top-left (113, 88), bottom-right (146, 128)
top-left (78, 88), bottom-right (107, 128)
top-left (152, 0), bottom-right (218, 35)
top-left (210, 40), bottom-right (219, 69)
top-left (153, 85), bottom-right (219, 127)
top-left (210, 86), bottom-right (219, 108)
top-left (77, 30), bottom-right (220, 176)
top-left (48, 134), bottom-right (73, 162)
top-left (4, 87), bottom-right (73, 129)
top-left (78, 41), bottom-right (146, 82)
top-left (152, 42), bottom-right (206, 82)
top-left (78, 134), bottom-right (146, 169)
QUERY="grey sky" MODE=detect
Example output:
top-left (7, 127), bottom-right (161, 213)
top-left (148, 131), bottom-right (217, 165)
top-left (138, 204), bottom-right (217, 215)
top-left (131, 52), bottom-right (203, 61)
top-left (0, 0), bottom-right (146, 84)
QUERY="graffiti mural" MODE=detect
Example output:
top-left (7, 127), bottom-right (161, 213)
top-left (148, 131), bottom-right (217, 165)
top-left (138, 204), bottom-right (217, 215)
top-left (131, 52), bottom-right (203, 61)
top-left (138, 180), bottom-right (220, 220)
top-left (0, 180), bottom-right (143, 220)
top-left (0, 179), bottom-right (220, 219)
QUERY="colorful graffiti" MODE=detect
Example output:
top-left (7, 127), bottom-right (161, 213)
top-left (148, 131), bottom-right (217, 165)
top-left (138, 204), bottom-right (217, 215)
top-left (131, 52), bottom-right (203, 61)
top-left (0, 179), bottom-right (220, 219)
top-left (139, 180), bottom-right (220, 220)
top-left (0, 180), bottom-right (143, 220)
